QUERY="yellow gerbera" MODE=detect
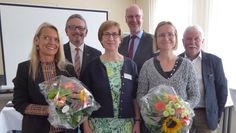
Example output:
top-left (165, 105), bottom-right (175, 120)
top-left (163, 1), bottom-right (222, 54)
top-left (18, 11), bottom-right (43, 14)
top-left (161, 116), bottom-right (183, 133)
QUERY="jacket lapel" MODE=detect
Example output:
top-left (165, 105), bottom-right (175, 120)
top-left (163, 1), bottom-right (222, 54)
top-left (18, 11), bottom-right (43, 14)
top-left (133, 33), bottom-right (146, 61)
top-left (123, 37), bottom-right (130, 56)
top-left (81, 45), bottom-right (90, 74)
top-left (64, 43), bottom-right (73, 63)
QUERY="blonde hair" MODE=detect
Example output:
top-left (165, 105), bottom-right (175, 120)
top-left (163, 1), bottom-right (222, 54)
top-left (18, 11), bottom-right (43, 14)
top-left (30, 22), bottom-right (66, 80)
top-left (153, 21), bottom-right (178, 52)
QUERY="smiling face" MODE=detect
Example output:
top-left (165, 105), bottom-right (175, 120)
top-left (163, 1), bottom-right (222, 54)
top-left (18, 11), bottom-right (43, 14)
top-left (125, 5), bottom-right (143, 34)
top-left (182, 27), bottom-right (204, 60)
top-left (155, 24), bottom-right (177, 51)
top-left (101, 26), bottom-right (121, 52)
top-left (35, 27), bottom-right (60, 58)
top-left (65, 17), bottom-right (87, 47)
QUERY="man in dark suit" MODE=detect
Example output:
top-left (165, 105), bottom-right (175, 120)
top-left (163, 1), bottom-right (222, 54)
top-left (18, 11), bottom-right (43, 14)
top-left (118, 4), bottom-right (153, 133)
top-left (179, 25), bottom-right (228, 133)
top-left (119, 4), bottom-right (153, 73)
top-left (64, 14), bottom-right (101, 133)
top-left (64, 14), bottom-right (101, 79)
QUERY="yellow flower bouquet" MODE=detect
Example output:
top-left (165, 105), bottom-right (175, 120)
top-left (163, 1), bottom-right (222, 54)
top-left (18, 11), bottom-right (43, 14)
top-left (140, 85), bottom-right (194, 133)
top-left (40, 75), bottom-right (100, 129)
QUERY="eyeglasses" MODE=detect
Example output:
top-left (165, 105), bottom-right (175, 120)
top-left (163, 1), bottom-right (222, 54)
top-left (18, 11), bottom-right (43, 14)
top-left (67, 25), bottom-right (86, 31)
top-left (103, 32), bottom-right (120, 39)
top-left (157, 32), bottom-right (175, 38)
top-left (40, 35), bottom-right (59, 43)
top-left (126, 15), bottom-right (142, 20)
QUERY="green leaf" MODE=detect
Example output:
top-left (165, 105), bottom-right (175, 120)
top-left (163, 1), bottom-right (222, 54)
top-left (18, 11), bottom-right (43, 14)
top-left (47, 88), bottom-right (58, 99)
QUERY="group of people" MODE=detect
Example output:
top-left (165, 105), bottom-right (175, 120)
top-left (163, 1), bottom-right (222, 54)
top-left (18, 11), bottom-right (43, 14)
top-left (12, 3), bottom-right (228, 133)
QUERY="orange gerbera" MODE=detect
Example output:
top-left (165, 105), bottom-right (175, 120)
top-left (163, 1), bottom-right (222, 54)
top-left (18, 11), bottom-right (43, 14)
top-left (168, 94), bottom-right (177, 102)
top-left (61, 82), bottom-right (75, 90)
top-left (154, 101), bottom-right (166, 112)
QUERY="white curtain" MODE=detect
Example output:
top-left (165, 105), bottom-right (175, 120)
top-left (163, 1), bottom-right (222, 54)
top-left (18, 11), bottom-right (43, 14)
top-left (149, 0), bottom-right (193, 54)
top-left (207, 0), bottom-right (236, 89)
top-left (149, 0), bottom-right (236, 88)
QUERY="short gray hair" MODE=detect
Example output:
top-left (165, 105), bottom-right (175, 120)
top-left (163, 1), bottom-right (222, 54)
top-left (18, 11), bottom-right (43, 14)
top-left (65, 14), bottom-right (87, 30)
top-left (183, 25), bottom-right (204, 39)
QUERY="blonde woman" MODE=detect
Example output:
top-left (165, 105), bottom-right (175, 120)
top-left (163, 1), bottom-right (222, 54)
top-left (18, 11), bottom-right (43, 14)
top-left (13, 22), bottom-right (77, 133)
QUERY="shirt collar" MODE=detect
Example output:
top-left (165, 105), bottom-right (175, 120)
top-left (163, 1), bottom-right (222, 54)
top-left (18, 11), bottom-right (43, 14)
top-left (130, 30), bottom-right (143, 39)
top-left (69, 42), bottom-right (84, 52)
top-left (184, 51), bottom-right (202, 60)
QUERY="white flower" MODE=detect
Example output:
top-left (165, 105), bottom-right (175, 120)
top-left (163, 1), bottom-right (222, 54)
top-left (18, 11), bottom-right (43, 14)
top-left (62, 105), bottom-right (70, 113)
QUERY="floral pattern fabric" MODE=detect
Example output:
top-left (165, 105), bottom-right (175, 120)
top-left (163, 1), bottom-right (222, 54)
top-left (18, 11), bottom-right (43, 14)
top-left (89, 59), bottom-right (133, 133)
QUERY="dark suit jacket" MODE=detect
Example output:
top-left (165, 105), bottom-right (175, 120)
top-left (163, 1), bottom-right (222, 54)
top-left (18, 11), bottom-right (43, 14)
top-left (64, 42), bottom-right (101, 79)
top-left (12, 60), bottom-right (77, 133)
top-left (179, 51), bottom-right (228, 130)
top-left (119, 32), bottom-right (154, 72)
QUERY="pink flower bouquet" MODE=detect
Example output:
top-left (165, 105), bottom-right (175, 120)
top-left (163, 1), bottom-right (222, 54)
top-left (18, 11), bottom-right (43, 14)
top-left (40, 75), bottom-right (100, 129)
top-left (140, 85), bottom-right (194, 133)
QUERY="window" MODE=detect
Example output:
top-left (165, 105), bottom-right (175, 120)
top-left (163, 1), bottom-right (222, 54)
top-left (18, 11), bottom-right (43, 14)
top-left (151, 0), bottom-right (236, 89)
top-left (207, 0), bottom-right (236, 89)
top-left (150, 0), bottom-right (192, 54)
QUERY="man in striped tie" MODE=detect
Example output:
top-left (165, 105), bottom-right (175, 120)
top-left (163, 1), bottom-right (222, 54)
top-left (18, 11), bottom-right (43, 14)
top-left (64, 14), bottom-right (101, 79)
top-left (63, 14), bottom-right (101, 133)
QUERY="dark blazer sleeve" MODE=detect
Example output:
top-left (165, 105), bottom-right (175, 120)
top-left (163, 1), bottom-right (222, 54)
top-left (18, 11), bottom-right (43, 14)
top-left (12, 61), bottom-right (31, 114)
top-left (202, 52), bottom-right (228, 129)
top-left (80, 45), bottom-right (101, 77)
top-left (211, 54), bottom-right (228, 118)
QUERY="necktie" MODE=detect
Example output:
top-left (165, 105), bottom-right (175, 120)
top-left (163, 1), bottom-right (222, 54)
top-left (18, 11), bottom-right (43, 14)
top-left (128, 35), bottom-right (137, 59)
top-left (74, 47), bottom-right (81, 78)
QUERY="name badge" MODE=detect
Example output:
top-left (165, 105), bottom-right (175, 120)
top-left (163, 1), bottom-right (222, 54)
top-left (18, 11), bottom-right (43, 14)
top-left (124, 73), bottom-right (132, 80)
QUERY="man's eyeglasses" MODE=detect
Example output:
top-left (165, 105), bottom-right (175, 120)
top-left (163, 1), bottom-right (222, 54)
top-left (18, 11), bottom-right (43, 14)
top-left (67, 25), bottom-right (86, 31)
top-left (126, 15), bottom-right (142, 20)
top-left (103, 32), bottom-right (120, 39)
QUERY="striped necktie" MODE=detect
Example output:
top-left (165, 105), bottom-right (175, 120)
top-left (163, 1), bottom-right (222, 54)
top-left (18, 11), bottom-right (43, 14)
top-left (74, 47), bottom-right (81, 78)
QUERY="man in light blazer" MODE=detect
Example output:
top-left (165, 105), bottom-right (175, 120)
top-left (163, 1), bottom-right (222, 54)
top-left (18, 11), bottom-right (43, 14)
top-left (179, 25), bottom-right (228, 133)
top-left (119, 4), bottom-right (154, 73)
top-left (64, 14), bottom-right (101, 80)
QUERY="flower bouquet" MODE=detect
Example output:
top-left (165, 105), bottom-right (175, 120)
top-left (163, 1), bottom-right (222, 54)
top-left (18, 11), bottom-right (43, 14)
top-left (40, 75), bottom-right (100, 129)
top-left (140, 85), bottom-right (194, 133)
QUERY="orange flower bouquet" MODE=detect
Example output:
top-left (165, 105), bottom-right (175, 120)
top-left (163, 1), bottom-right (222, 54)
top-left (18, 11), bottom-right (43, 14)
top-left (140, 85), bottom-right (194, 133)
top-left (40, 75), bottom-right (100, 129)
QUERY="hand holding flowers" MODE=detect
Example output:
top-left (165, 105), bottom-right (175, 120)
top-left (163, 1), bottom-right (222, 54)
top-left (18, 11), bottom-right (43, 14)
top-left (40, 75), bottom-right (100, 129)
top-left (140, 85), bottom-right (194, 133)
